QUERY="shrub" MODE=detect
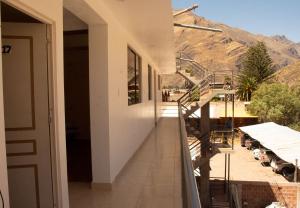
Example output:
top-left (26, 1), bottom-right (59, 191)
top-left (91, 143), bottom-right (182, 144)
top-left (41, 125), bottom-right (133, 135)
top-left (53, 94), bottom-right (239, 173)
top-left (248, 83), bottom-right (300, 128)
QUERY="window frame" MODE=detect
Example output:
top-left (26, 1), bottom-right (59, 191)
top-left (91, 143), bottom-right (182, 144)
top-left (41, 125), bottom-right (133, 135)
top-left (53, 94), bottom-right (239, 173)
top-left (158, 74), bottom-right (161, 90)
top-left (127, 47), bottom-right (142, 106)
top-left (148, 65), bottom-right (152, 100)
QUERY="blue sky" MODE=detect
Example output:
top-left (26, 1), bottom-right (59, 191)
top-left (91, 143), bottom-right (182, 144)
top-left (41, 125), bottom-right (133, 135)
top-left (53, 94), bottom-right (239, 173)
top-left (172, 0), bottom-right (300, 43)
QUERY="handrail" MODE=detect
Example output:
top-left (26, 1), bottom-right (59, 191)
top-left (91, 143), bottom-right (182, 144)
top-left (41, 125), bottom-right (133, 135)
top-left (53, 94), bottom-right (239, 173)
top-left (178, 59), bottom-right (207, 79)
top-left (177, 53), bottom-right (209, 73)
top-left (181, 104), bottom-right (200, 118)
top-left (177, 53), bottom-right (208, 79)
top-left (177, 73), bottom-right (215, 115)
top-left (177, 84), bottom-right (199, 103)
top-left (178, 102), bottom-right (202, 208)
top-left (177, 52), bottom-right (236, 80)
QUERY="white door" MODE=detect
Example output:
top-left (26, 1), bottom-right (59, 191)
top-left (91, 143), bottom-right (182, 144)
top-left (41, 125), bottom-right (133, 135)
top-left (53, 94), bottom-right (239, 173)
top-left (2, 23), bottom-right (54, 208)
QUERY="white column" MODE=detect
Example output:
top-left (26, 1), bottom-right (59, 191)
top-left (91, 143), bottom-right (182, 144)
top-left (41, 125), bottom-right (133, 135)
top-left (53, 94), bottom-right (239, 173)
top-left (89, 24), bottom-right (111, 185)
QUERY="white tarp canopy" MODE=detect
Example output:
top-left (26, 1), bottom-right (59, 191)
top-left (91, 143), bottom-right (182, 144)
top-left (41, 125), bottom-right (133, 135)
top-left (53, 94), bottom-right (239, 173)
top-left (239, 122), bottom-right (300, 167)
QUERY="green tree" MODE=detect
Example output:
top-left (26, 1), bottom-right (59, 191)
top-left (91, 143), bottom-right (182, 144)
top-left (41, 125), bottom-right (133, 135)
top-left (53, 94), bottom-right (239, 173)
top-left (236, 42), bottom-right (274, 101)
top-left (236, 75), bottom-right (257, 101)
top-left (248, 83), bottom-right (300, 129)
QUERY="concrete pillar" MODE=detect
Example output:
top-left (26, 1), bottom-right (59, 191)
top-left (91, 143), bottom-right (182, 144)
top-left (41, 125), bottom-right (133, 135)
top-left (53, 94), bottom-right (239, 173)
top-left (199, 102), bottom-right (211, 208)
top-left (89, 24), bottom-right (111, 185)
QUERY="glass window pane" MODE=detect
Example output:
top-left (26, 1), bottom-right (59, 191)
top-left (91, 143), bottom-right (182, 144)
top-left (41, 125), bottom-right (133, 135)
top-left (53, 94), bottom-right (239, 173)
top-left (148, 65), bottom-right (152, 100)
top-left (135, 56), bottom-right (141, 103)
top-left (158, 75), bottom-right (161, 90)
top-left (128, 49), bottom-right (135, 85)
top-left (128, 49), bottom-right (136, 105)
top-left (128, 48), bottom-right (142, 105)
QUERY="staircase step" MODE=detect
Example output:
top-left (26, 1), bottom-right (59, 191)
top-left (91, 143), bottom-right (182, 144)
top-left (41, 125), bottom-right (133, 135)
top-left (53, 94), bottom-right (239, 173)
top-left (189, 127), bottom-right (195, 131)
top-left (191, 105), bottom-right (198, 110)
top-left (212, 203), bottom-right (230, 205)
top-left (212, 205), bottom-right (229, 208)
top-left (211, 201), bottom-right (230, 207)
top-left (212, 203), bottom-right (229, 205)
top-left (193, 130), bottom-right (201, 135)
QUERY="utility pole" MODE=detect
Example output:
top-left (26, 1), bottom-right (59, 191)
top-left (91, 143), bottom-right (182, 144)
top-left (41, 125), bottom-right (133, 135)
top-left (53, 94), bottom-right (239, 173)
top-left (173, 4), bottom-right (198, 17)
top-left (173, 4), bottom-right (223, 32)
top-left (174, 23), bottom-right (223, 32)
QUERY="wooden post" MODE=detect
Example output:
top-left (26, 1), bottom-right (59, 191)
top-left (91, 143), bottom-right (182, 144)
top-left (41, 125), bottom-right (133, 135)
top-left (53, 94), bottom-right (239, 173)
top-left (294, 159), bottom-right (298, 182)
top-left (232, 94), bottom-right (235, 150)
top-left (213, 73), bottom-right (216, 89)
top-left (224, 153), bottom-right (227, 193)
top-left (228, 153), bottom-right (231, 195)
top-left (224, 94), bottom-right (228, 144)
top-left (225, 94), bottom-right (227, 118)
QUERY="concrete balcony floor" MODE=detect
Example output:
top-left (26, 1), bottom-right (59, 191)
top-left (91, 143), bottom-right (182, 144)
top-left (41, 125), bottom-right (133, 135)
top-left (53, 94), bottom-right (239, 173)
top-left (69, 118), bottom-right (182, 208)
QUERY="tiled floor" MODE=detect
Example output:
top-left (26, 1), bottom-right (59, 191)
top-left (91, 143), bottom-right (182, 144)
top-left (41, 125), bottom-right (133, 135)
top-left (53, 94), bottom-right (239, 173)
top-left (69, 118), bottom-right (182, 208)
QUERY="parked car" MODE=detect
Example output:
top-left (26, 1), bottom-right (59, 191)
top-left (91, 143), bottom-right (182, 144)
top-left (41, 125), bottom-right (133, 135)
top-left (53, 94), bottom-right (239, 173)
top-left (282, 166), bottom-right (295, 181)
top-left (265, 202), bottom-right (286, 208)
top-left (240, 133), bottom-right (250, 147)
top-left (253, 148), bottom-right (261, 160)
top-left (245, 139), bottom-right (259, 150)
top-left (270, 157), bottom-right (295, 181)
top-left (260, 149), bottom-right (276, 166)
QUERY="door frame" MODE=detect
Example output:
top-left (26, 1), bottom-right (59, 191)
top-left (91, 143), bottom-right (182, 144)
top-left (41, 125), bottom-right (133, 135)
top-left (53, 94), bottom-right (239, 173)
top-left (46, 24), bottom-right (59, 208)
top-left (154, 70), bottom-right (157, 126)
top-left (63, 29), bottom-right (93, 182)
top-left (0, 1), bottom-right (60, 207)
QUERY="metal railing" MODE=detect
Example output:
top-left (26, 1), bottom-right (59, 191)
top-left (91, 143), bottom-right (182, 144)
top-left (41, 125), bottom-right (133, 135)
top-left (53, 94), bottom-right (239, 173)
top-left (229, 184), bottom-right (242, 208)
top-left (178, 102), bottom-right (201, 208)
top-left (199, 74), bottom-right (214, 96)
top-left (176, 52), bottom-right (208, 81)
top-left (176, 52), bottom-right (236, 91)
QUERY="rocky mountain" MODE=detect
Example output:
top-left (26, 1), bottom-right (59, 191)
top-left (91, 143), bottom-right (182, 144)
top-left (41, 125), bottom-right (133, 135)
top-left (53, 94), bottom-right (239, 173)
top-left (273, 61), bottom-right (300, 87)
top-left (174, 12), bottom-right (300, 73)
top-left (162, 11), bottom-right (300, 89)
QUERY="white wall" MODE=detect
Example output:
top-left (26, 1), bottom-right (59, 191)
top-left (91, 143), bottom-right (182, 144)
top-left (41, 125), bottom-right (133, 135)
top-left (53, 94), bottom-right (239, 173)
top-left (0, 1), bottom-right (168, 208)
top-left (107, 23), bottom-right (159, 180)
top-left (89, 24), bottom-right (111, 184)
top-left (66, 0), bottom-right (165, 182)
top-left (63, 8), bottom-right (87, 31)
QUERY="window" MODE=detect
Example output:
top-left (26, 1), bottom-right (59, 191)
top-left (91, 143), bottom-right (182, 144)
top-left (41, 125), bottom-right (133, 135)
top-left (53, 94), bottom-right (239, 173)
top-left (128, 47), bottom-right (142, 105)
top-left (148, 65), bottom-right (152, 100)
top-left (158, 74), bottom-right (161, 90)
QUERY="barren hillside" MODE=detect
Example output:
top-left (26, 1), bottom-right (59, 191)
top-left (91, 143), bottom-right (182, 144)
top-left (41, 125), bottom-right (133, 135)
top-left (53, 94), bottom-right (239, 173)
top-left (174, 12), bottom-right (300, 73)
top-left (273, 61), bottom-right (300, 86)
top-left (162, 12), bottom-right (300, 89)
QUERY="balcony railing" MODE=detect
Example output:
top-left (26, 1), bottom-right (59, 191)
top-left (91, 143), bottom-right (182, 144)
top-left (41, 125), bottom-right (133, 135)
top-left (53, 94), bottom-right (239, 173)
top-left (178, 102), bottom-right (201, 208)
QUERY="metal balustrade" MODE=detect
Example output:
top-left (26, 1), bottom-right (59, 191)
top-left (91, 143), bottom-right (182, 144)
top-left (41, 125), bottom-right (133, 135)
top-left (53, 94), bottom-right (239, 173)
top-left (178, 102), bottom-right (202, 208)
